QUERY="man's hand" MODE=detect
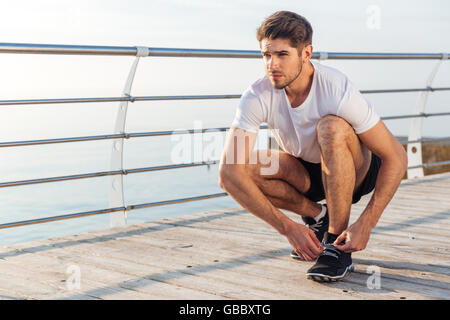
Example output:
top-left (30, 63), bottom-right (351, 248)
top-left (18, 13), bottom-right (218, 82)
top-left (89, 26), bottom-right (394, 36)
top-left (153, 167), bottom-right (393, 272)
top-left (285, 221), bottom-right (323, 261)
top-left (334, 219), bottom-right (372, 253)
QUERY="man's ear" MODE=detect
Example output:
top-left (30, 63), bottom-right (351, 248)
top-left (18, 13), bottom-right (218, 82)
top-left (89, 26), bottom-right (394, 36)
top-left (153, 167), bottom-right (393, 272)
top-left (302, 44), bottom-right (313, 62)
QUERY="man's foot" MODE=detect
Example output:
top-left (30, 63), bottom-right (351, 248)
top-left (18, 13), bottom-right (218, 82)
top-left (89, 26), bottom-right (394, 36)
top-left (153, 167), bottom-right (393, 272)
top-left (290, 204), bottom-right (329, 260)
top-left (306, 233), bottom-right (354, 282)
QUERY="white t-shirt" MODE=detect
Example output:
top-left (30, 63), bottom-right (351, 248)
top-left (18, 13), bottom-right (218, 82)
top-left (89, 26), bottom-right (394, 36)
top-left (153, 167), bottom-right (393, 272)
top-left (231, 60), bottom-right (380, 163)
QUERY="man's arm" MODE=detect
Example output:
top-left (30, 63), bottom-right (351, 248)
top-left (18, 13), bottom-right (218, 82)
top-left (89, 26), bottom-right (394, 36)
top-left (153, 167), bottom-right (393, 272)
top-left (218, 127), bottom-right (289, 232)
top-left (335, 120), bottom-right (408, 252)
top-left (218, 126), bottom-right (323, 260)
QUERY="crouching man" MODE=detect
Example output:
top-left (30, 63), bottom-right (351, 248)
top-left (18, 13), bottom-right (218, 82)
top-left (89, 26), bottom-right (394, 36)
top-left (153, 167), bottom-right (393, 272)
top-left (218, 11), bottom-right (407, 282)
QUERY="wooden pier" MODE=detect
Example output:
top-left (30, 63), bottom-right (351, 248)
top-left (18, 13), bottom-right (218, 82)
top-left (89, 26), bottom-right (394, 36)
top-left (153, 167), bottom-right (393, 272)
top-left (0, 172), bottom-right (449, 300)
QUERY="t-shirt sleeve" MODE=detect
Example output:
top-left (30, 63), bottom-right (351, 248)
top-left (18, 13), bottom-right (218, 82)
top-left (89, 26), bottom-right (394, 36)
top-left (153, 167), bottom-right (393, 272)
top-left (231, 88), bottom-right (265, 133)
top-left (336, 81), bottom-right (380, 134)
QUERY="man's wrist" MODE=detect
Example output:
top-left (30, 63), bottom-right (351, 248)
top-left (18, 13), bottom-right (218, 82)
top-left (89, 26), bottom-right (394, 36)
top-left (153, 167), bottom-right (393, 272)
top-left (356, 212), bottom-right (377, 231)
top-left (278, 215), bottom-right (295, 236)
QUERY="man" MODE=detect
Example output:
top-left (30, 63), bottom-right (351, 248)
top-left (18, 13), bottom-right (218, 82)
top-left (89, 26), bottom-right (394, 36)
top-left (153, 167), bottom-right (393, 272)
top-left (218, 11), bottom-right (407, 282)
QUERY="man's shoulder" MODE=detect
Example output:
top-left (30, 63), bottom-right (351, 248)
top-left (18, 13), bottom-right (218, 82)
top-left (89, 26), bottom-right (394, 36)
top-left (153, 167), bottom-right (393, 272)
top-left (246, 75), bottom-right (274, 97)
top-left (313, 60), bottom-right (350, 93)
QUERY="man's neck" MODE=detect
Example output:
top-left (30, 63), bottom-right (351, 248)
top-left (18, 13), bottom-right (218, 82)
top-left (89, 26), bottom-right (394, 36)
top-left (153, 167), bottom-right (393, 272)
top-left (285, 60), bottom-right (314, 108)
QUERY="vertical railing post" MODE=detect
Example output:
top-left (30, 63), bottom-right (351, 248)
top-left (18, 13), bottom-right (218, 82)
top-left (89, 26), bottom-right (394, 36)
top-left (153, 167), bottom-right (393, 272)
top-left (109, 46), bottom-right (149, 227)
top-left (407, 53), bottom-right (448, 179)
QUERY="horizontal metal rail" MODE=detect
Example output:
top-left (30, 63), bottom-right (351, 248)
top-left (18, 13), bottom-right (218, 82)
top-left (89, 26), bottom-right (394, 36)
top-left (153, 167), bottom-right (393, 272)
top-left (0, 206), bottom-right (127, 230)
top-left (1, 132), bottom-right (449, 187)
top-left (1, 43), bottom-right (449, 60)
top-left (0, 126), bottom-right (270, 148)
top-left (126, 192), bottom-right (228, 211)
top-left (0, 133), bottom-right (127, 148)
top-left (125, 161), bottom-right (218, 174)
top-left (0, 192), bottom-right (228, 230)
top-left (361, 87), bottom-right (450, 94)
top-left (382, 112), bottom-right (450, 121)
top-left (407, 160), bottom-right (450, 170)
top-left (0, 43), bottom-right (138, 56)
top-left (0, 94), bottom-right (242, 106)
top-left (0, 161), bottom-right (219, 188)
top-left (0, 43), bottom-right (260, 58)
top-left (398, 136), bottom-right (450, 144)
top-left (314, 52), bottom-right (450, 60)
top-left (1, 87), bottom-right (450, 106)
top-left (3, 112), bottom-right (450, 148)
top-left (0, 170), bottom-right (124, 188)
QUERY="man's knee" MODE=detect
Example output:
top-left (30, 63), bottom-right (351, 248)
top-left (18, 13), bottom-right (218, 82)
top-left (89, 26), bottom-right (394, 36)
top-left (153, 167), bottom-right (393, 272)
top-left (316, 115), bottom-right (353, 148)
top-left (244, 163), bottom-right (259, 179)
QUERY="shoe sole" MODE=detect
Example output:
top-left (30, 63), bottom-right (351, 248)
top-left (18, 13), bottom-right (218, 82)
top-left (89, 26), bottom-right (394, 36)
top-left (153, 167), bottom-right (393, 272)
top-left (306, 264), bottom-right (354, 282)
top-left (290, 252), bottom-right (316, 261)
top-left (290, 252), bottom-right (306, 261)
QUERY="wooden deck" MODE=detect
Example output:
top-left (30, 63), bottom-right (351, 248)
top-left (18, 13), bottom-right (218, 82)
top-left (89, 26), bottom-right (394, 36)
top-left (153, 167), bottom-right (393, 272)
top-left (0, 172), bottom-right (449, 300)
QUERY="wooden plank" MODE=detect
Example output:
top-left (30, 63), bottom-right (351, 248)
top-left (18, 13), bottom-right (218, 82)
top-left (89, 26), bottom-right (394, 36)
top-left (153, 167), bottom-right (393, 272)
top-left (77, 222), bottom-right (446, 300)
top-left (0, 254), bottom-right (152, 300)
top-left (2, 253), bottom-right (220, 300)
top-left (31, 234), bottom-right (341, 299)
top-left (48, 230), bottom-right (446, 300)
top-left (123, 221), bottom-right (450, 288)
top-left (159, 205), bottom-right (450, 238)
top-left (124, 234), bottom-right (448, 299)
top-left (35, 244), bottom-right (292, 300)
top-left (159, 212), bottom-right (450, 247)
top-left (5, 240), bottom-right (225, 300)
top-left (14, 226), bottom-right (394, 298)
top-left (13, 235), bottom-right (291, 299)
top-left (40, 235), bottom-right (401, 299)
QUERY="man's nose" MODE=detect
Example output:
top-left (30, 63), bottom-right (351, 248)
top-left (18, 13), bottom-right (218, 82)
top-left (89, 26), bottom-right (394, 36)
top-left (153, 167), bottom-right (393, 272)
top-left (268, 57), bottom-right (279, 70)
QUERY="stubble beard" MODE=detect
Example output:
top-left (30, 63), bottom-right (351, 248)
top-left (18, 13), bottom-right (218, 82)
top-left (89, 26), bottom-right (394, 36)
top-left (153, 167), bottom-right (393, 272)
top-left (270, 61), bottom-right (303, 90)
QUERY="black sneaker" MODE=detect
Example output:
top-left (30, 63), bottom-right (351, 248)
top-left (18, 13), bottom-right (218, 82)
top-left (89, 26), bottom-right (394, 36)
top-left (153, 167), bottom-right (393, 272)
top-left (306, 233), bottom-right (354, 282)
top-left (290, 204), bottom-right (329, 260)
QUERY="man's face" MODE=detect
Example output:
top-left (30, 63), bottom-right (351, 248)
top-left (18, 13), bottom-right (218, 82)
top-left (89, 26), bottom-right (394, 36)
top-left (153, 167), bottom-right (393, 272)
top-left (260, 38), bottom-right (303, 89)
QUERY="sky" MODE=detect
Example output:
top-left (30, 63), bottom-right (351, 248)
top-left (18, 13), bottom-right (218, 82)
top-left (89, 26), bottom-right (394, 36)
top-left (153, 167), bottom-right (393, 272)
top-left (0, 0), bottom-right (448, 50)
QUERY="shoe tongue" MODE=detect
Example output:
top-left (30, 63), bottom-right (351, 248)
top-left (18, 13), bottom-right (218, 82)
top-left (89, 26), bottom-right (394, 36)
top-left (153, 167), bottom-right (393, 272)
top-left (323, 232), bottom-right (339, 244)
top-left (302, 216), bottom-right (317, 226)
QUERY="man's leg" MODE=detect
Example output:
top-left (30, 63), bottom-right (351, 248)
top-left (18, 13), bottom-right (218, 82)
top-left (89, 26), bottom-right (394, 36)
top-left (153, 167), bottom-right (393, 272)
top-left (245, 149), bottom-right (322, 218)
top-left (305, 115), bottom-right (372, 281)
top-left (316, 115), bottom-right (372, 235)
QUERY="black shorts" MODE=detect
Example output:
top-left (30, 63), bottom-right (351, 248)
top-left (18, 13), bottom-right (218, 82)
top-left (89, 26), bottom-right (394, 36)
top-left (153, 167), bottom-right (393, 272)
top-left (297, 153), bottom-right (381, 204)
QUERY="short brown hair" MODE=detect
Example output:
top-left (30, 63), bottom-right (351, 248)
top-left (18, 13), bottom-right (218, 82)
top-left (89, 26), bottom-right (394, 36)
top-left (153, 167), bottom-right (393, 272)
top-left (256, 11), bottom-right (313, 48)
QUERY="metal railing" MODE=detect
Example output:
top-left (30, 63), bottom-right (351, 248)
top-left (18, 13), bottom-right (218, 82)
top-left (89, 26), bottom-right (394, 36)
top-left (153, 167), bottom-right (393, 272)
top-left (0, 42), bottom-right (448, 230)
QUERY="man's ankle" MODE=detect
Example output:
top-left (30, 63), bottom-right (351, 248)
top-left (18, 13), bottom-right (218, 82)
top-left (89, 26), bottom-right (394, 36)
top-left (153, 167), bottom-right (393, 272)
top-left (312, 204), bottom-right (327, 222)
top-left (323, 232), bottom-right (339, 244)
